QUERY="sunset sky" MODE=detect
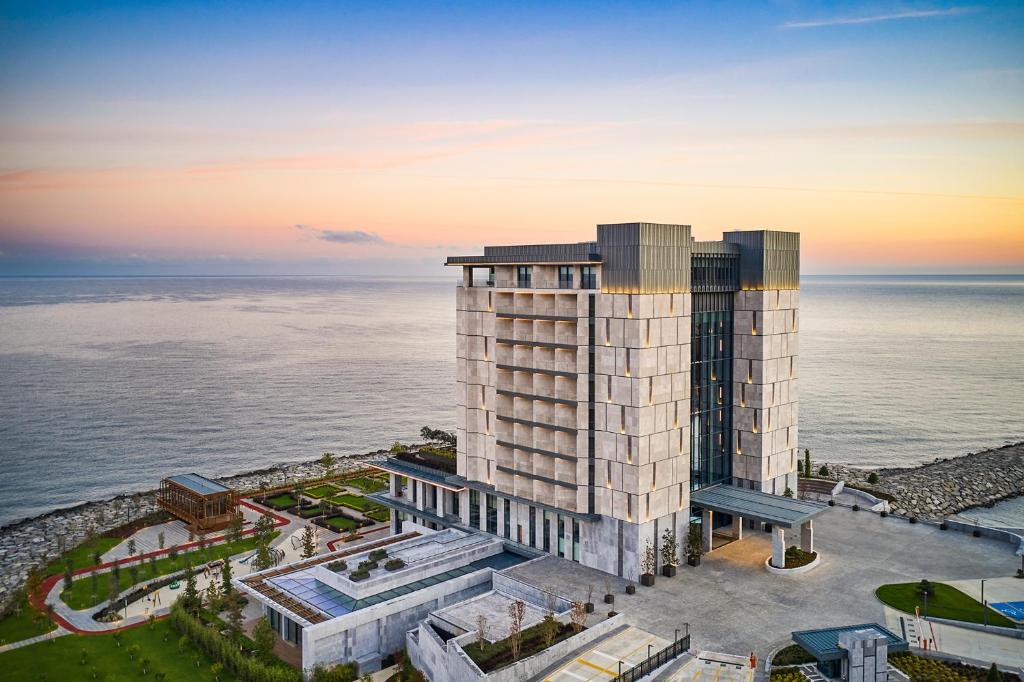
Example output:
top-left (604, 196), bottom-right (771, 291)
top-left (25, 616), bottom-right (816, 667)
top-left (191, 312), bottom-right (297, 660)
top-left (1, 1), bottom-right (1022, 275)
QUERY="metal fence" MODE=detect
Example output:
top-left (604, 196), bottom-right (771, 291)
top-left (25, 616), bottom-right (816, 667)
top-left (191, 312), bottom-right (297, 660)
top-left (613, 632), bottom-right (691, 682)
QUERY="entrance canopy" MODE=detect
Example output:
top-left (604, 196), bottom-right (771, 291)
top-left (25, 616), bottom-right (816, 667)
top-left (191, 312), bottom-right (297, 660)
top-left (691, 484), bottom-right (828, 529)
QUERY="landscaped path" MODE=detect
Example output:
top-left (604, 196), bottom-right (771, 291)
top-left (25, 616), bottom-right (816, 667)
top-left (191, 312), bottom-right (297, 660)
top-left (27, 501), bottom-right (290, 637)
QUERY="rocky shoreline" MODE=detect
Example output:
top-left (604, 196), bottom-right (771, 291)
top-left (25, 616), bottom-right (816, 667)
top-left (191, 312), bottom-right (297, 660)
top-left (829, 441), bottom-right (1024, 520)
top-left (0, 449), bottom-right (386, 608)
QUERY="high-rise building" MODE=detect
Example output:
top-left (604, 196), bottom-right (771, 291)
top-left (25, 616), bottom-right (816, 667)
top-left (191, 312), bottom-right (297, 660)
top-left (375, 222), bottom-right (815, 577)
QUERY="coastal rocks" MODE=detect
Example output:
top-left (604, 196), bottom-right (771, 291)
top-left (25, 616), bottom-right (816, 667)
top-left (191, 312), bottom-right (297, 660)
top-left (829, 442), bottom-right (1024, 521)
top-left (0, 450), bottom-right (384, 609)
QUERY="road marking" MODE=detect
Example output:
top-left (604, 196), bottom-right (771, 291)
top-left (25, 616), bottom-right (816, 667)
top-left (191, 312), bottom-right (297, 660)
top-left (576, 657), bottom-right (619, 677)
top-left (591, 649), bottom-right (621, 662)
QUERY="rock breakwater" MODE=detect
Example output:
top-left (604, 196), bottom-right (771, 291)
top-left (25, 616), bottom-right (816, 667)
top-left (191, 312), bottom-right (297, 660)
top-left (830, 441), bottom-right (1024, 520)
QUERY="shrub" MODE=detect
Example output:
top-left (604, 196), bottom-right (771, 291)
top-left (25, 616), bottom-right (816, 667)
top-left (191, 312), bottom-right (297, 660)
top-left (349, 569), bottom-right (370, 582)
top-left (771, 644), bottom-right (815, 667)
top-left (384, 558), bottom-right (405, 571)
top-left (867, 472), bottom-right (879, 484)
top-left (817, 464), bottom-right (830, 477)
top-left (357, 560), bottom-right (378, 571)
top-left (327, 560), bottom-right (347, 572)
top-left (368, 549), bottom-right (388, 562)
top-left (771, 668), bottom-right (810, 682)
top-left (852, 504), bottom-right (860, 511)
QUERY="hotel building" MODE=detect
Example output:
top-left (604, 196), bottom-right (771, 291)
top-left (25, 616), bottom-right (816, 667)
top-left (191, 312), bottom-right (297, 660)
top-left (374, 223), bottom-right (815, 578)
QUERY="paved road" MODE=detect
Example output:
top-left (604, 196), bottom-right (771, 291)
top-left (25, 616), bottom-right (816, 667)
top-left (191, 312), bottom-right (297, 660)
top-left (545, 626), bottom-right (670, 681)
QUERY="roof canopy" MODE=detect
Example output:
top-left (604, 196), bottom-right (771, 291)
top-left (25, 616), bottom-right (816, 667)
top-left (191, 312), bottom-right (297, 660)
top-left (690, 484), bottom-right (828, 529)
top-left (792, 623), bottom-right (908, 661)
top-left (165, 473), bottom-right (231, 497)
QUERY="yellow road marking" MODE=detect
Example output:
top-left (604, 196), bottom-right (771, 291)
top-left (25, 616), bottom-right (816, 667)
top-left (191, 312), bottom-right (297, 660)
top-left (575, 657), bottom-right (619, 677)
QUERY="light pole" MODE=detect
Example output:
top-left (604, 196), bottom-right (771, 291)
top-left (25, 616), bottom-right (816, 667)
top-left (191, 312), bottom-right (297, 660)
top-left (618, 661), bottom-right (623, 677)
top-left (981, 579), bottom-right (988, 626)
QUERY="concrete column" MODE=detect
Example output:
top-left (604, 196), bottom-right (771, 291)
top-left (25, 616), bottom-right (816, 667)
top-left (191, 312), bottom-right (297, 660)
top-left (800, 520), bottom-right (813, 553)
top-left (459, 491), bottom-right (470, 525)
top-left (389, 474), bottom-right (399, 497)
top-left (731, 515), bottom-right (743, 540)
top-left (701, 509), bottom-right (713, 552)
top-left (771, 526), bottom-right (786, 568)
top-left (415, 480), bottom-right (425, 512)
top-left (463, 266), bottom-right (472, 286)
top-left (496, 497), bottom-right (506, 537)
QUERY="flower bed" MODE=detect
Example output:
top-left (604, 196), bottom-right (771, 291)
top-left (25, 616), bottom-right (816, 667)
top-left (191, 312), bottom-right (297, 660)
top-left (781, 546), bottom-right (817, 569)
top-left (770, 667), bottom-right (810, 682)
top-left (888, 653), bottom-right (1019, 682)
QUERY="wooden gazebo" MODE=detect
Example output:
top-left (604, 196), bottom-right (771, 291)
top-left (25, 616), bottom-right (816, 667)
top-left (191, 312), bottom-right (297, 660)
top-left (158, 473), bottom-right (240, 532)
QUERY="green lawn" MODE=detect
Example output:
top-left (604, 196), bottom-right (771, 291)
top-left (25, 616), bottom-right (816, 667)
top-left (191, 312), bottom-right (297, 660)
top-left (0, 617), bottom-right (237, 681)
top-left (365, 508), bottom-right (390, 523)
top-left (344, 477), bottom-right (387, 494)
top-left (263, 493), bottom-right (298, 508)
top-left (876, 582), bottom-right (1016, 627)
top-left (328, 493), bottom-right (382, 513)
top-left (0, 593), bottom-right (57, 646)
top-left (61, 533), bottom-right (275, 611)
top-left (324, 516), bottom-right (358, 532)
top-left (304, 484), bottom-right (338, 499)
top-left (44, 536), bottom-right (121, 577)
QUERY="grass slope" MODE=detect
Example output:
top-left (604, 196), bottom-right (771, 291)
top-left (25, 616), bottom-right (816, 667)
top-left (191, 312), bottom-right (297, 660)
top-left (876, 582), bottom-right (1015, 627)
top-left (0, 593), bottom-right (57, 646)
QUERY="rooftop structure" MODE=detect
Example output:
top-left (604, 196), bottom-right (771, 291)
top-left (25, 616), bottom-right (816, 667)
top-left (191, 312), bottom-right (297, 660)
top-left (157, 472), bottom-right (239, 532)
top-left (792, 623), bottom-right (908, 681)
top-left (234, 524), bottom-right (538, 675)
top-left (373, 222), bottom-right (821, 577)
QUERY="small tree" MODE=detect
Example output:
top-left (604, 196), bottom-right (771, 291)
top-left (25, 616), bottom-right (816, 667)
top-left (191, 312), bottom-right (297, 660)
top-left (113, 631), bottom-right (123, 648)
top-left (569, 600), bottom-right (587, 633)
top-left (141, 658), bottom-right (151, 675)
top-left (818, 464), bottom-right (830, 478)
top-left (320, 452), bottom-right (336, 478)
top-left (127, 643), bottom-right (141, 661)
top-left (107, 571), bottom-right (120, 607)
top-left (391, 441), bottom-right (408, 454)
top-left (986, 663), bottom-right (1001, 682)
top-left (210, 662), bottom-right (224, 682)
top-left (168, 545), bottom-right (179, 567)
top-left (476, 614), bottom-right (488, 651)
top-left (91, 550), bottom-right (102, 567)
top-left (508, 599), bottom-right (526, 661)
top-left (181, 564), bottom-right (200, 613)
top-left (253, 617), bottom-right (275, 662)
top-left (641, 540), bottom-right (656, 576)
top-left (221, 557), bottom-right (233, 596)
top-left (660, 529), bottom-right (678, 567)
top-left (225, 593), bottom-right (244, 640)
top-left (227, 514), bottom-right (244, 544)
top-left (63, 564), bottom-right (74, 591)
top-left (803, 449), bottom-right (811, 478)
top-left (252, 541), bottom-right (274, 571)
top-left (867, 472), bottom-right (879, 485)
top-left (783, 487), bottom-right (794, 498)
top-left (540, 612), bottom-right (558, 648)
top-left (157, 532), bottom-right (165, 550)
top-left (127, 539), bottom-right (136, 556)
top-left (300, 525), bottom-right (317, 559)
top-left (686, 521), bottom-right (704, 561)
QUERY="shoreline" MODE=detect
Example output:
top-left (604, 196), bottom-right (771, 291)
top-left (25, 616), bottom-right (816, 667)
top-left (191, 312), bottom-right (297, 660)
top-left (2, 440), bottom-right (1022, 607)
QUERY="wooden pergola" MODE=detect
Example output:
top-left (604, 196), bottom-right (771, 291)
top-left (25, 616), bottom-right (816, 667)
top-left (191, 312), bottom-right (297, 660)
top-left (158, 473), bottom-right (240, 532)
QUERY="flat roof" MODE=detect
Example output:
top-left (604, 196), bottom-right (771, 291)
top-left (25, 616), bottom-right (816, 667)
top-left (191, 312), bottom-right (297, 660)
top-left (792, 623), bottom-right (908, 661)
top-left (691, 484), bottom-right (828, 528)
top-left (165, 473), bottom-right (231, 496)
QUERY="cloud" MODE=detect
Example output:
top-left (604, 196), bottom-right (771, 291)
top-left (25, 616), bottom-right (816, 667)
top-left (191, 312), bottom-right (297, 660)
top-left (782, 7), bottom-right (974, 29)
top-left (295, 224), bottom-right (386, 245)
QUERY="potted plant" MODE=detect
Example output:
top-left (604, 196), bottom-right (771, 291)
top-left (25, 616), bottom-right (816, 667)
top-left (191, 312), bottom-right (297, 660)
top-left (625, 583), bottom-right (636, 595)
top-left (640, 540), bottom-right (656, 586)
top-left (584, 585), bottom-right (594, 613)
top-left (660, 528), bottom-right (679, 577)
top-left (603, 578), bottom-right (614, 604)
top-left (685, 521), bottom-right (703, 567)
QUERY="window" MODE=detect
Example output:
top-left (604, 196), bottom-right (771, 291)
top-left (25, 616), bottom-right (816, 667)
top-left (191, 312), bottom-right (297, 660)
top-left (572, 519), bottom-right (580, 562)
top-left (503, 499), bottom-right (511, 538)
top-left (452, 491), bottom-right (460, 517)
top-left (557, 516), bottom-right (565, 557)
top-left (529, 507), bottom-right (536, 547)
top-left (487, 267), bottom-right (495, 286)
top-left (543, 511), bottom-right (551, 552)
top-left (558, 266), bottom-right (574, 289)
top-left (469, 489), bottom-right (480, 528)
top-left (517, 266), bottom-right (532, 288)
top-left (581, 266), bottom-right (597, 289)
top-left (486, 494), bottom-right (498, 534)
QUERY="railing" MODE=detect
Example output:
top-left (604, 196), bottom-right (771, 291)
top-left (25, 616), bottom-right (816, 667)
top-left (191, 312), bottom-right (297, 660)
top-left (464, 280), bottom-right (598, 290)
top-left (613, 629), bottom-right (690, 682)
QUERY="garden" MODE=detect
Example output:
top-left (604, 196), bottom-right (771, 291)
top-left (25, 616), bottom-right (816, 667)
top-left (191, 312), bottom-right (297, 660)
top-left (328, 493), bottom-right (384, 514)
top-left (343, 476), bottom-right (387, 494)
top-left (888, 652), bottom-right (1018, 682)
top-left (260, 493), bottom-right (299, 510)
top-left (876, 581), bottom-right (1015, 627)
top-left (464, 619), bottom-right (577, 673)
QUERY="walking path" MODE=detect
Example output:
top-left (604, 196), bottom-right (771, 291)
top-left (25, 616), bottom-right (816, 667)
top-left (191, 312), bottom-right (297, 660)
top-left (0, 627), bottom-right (70, 653)
top-left (882, 606), bottom-right (1024, 668)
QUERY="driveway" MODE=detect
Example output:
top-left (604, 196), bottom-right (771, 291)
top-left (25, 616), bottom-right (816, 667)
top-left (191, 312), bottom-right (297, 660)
top-left (503, 508), bottom-right (1020, 659)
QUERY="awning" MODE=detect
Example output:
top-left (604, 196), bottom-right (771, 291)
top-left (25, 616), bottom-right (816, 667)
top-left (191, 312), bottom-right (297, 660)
top-left (690, 484), bottom-right (828, 529)
top-left (792, 623), bottom-right (908, 661)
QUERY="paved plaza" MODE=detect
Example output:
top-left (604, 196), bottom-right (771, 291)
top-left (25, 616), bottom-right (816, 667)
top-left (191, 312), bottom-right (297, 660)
top-left (504, 507), bottom-right (1021, 660)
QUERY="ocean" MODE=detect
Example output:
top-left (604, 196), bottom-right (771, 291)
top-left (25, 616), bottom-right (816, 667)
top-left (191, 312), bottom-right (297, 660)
top-left (1, 275), bottom-right (1022, 528)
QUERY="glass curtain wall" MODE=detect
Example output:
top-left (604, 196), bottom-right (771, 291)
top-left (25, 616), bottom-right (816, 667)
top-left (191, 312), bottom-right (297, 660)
top-left (690, 292), bottom-right (734, 490)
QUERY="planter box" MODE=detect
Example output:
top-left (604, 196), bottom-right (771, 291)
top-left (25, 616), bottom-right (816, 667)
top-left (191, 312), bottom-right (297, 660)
top-left (584, 602), bottom-right (594, 613)
top-left (625, 585), bottom-right (635, 595)
top-left (687, 555), bottom-right (701, 567)
top-left (640, 573), bottom-right (655, 587)
top-left (604, 594), bottom-right (615, 604)
top-left (662, 565), bottom-right (677, 577)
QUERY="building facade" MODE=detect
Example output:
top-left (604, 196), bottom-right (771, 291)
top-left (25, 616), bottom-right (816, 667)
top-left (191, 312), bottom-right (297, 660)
top-left (376, 223), bottom-right (802, 579)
